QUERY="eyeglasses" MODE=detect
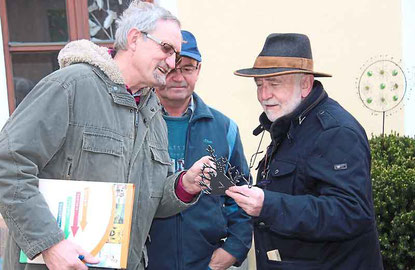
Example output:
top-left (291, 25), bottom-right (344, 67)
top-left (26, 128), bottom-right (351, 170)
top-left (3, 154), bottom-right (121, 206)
top-left (171, 65), bottom-right (199, 76)
top-left (141, 31), bottom-right (181, 65)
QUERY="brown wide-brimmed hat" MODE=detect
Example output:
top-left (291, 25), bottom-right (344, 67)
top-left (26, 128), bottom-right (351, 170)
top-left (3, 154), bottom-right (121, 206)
top-left (234, 33), bottom-right (331, 78)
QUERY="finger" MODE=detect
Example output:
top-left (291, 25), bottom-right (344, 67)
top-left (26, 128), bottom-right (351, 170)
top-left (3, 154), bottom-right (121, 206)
top-left (228, 184), bottom-right (250, 193)
top-left (225, 189), bottom-right (250, 203)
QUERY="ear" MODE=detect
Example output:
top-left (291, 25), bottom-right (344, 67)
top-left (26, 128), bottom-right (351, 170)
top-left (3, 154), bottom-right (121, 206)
top-left (127, 28), bottom-right (141, 51)
top-left (300, 74), bottom-right (314, 98)
top-left (196, 62), bottom-right (202, 76)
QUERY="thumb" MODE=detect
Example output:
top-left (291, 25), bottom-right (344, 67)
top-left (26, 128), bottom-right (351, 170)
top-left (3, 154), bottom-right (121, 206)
top-left (78, 249), bottom-right (100, 264)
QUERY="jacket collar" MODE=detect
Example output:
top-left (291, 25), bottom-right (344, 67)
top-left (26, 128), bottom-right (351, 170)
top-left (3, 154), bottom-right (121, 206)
top-left (256, 80), bottom-right (328, 143)
top-left (58, 40), bottom-right (161, 121)
top-left (58, 39), bottom-right (124, 85)
top-left (191, 92), bottom-right (214, 122)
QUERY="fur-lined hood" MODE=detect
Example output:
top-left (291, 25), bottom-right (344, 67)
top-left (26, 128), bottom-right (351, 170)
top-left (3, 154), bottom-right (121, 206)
top-left (58, 39), bottom-right (124, 85)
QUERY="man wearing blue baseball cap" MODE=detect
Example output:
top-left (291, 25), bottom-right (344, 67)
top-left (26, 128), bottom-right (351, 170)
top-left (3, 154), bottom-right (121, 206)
top-left (147, 30), bottom-right (252, 270)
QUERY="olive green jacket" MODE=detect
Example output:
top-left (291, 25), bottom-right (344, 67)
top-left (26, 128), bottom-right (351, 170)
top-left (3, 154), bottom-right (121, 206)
top-left (0, 40), bottom-right (196, 270)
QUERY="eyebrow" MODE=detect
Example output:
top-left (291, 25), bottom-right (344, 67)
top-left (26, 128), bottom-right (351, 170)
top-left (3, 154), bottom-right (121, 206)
top-left (255, 77), bottom-right (283, 83)
top-left (265, 77), bottom-right (283, 83)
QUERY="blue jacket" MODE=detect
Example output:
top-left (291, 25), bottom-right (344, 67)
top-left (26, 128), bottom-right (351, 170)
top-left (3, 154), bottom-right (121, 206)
top-left (253, 81), bottom-right (383, 270)
top-left (147, 93), bottom-right (252, 270)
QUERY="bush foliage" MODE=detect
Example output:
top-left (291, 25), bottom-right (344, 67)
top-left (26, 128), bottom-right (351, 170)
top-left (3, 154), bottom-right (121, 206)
top-left (370, 134), bottom-right (415, 270)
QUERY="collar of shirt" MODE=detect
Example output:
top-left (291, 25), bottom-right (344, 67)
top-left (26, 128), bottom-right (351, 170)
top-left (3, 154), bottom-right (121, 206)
top-left (161, 95), bottom-right (195, 117)
top-left (126, 86), bottom-right (142, 105)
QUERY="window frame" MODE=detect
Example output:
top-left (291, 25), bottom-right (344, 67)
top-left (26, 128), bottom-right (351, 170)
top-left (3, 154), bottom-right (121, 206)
top-left (0, 0), bottom-right (153, 114)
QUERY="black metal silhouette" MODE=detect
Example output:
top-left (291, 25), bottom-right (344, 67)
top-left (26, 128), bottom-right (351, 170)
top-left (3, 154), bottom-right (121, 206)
top-left (199, 145), bottom-right (250, 195)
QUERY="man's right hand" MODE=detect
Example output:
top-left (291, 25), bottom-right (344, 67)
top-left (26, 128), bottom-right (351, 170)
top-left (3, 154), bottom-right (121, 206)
top-left (182, 156), bottom-right (214, 194)
top-left (42, 239), bottom-right (99, 270)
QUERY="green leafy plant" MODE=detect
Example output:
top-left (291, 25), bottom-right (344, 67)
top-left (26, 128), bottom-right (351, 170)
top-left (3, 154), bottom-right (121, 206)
top-left (370, 134), bottom-right (415, 269)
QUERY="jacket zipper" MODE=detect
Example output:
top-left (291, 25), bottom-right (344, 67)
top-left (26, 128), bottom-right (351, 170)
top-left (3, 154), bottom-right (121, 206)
top-left (126, 109), bottom-right (138, 183)
top-left (177, 213), bottom-right (182, 270)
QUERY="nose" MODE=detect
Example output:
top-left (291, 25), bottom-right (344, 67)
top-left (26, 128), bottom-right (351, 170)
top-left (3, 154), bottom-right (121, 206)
top-left (165, 53), bottom-right (177, 70)
top-left (170, 69), bottom-right (185, 82)
top-left (258, 84), bottom-right (272, 101)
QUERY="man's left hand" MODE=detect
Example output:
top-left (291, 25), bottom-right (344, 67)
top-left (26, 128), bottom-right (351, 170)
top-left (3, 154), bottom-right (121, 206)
top-left (208, 248), bottom-right (237, 270)
top-left (226, 185), bottom-right (264, 217)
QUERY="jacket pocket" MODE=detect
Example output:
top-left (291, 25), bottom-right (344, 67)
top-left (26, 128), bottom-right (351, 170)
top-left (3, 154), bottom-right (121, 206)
top-left (267, 160), bottom-right (296, 194)
top-left (64, 157), bottom-right (73, 179)
top-left (82, 131), bottom-right (123, 156)
top-left (76, 128), bottom-right (124, 181)
top-left (149, 144), bottom-right (171, 198)
top-left (149, 144), bottom-right (171, 165)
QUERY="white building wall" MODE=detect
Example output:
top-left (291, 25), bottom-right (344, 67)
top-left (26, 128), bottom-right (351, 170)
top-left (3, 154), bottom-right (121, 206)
top-left (155, 0), bottom-right (178, 16)
top-left (0, 19), bottom-right (9, 129)
top-left (403, 0), bottom-right (415, 137)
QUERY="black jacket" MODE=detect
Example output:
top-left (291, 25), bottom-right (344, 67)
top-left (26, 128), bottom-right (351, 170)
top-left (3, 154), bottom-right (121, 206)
top-left (253, 81), bottom-right (383, 270)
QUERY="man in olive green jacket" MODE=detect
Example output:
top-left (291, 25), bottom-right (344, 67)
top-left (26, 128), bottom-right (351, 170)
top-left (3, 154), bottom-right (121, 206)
top-left (0, 2), bottom-right (210, 270)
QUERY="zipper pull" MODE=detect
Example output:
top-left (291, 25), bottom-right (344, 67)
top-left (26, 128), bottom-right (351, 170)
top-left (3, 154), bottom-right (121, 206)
top-left (298, 115), bottom-right (306, 125)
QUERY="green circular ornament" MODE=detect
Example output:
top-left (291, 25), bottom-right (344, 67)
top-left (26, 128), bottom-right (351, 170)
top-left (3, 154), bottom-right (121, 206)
top-left (393, 95), bottom-right (399, 101)
top-left (367, 71), bottom-right (373, 77)
top-left (392, 70), bottom-right (398, 76)
top-left (380, 83), bottom-right (386, 90)
top-left (366, 98), bottom-right (373, 104)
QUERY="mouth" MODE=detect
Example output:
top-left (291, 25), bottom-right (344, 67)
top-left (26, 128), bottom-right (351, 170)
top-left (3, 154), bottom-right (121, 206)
top-left (170, 85), bottom-right (187, 90)
top-left (264, 104), bottom-right (279, 109)
top-left (168, 82), bottom-right (188, 90)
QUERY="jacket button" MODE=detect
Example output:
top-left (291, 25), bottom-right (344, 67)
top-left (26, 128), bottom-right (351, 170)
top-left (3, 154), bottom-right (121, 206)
top-left (150, 107), bottom-right (155, 112)
top-left (274, 169), bottom-right (279, 174)
top-left (113, 86), bottom-right (118, 90)
top-left (259, 222), bottom-right (265, 226)
top-left (130, 109), bottom-right (134, 113)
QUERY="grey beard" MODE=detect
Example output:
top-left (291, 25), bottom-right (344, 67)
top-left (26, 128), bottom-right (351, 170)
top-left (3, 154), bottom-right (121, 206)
top-left (153, 70), bottom-right (166, 87)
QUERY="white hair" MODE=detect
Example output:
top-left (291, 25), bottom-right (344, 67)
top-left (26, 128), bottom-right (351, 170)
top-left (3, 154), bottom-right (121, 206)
top-left (114, 1), bottom-right (180, 51)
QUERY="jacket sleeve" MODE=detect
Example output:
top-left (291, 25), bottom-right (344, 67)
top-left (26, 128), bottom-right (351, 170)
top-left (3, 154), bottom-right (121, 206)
top-left (257, 126), bottom-right (374, 242)
top-left (154, 171), bottom-right (200, 218)
top-left (222, 127), bottom-right (253, 264)
top-left (0, 78), bottom-right (68, 258)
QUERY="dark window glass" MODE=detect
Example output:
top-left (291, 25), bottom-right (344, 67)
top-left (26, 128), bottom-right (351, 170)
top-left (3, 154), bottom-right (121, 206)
top-left (88, 0), bottom-right (127, 42)
top-left (12, 52), bottom-right (59, 106)
top-left (6, 0), bottom-right (68, 43)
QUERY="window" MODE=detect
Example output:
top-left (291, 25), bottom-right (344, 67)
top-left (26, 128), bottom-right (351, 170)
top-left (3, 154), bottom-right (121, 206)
top-left (0, 0), bottom-right (153, 113)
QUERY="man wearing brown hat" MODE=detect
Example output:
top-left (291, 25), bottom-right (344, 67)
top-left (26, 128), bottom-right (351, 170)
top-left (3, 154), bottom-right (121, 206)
top-left (226, 33), bottom-right (383, 269)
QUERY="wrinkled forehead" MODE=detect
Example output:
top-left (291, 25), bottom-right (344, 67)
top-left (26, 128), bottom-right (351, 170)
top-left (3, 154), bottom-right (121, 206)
top-left (152, 19), bottom-right (182, 51)
top-left (177, 56), bottom-right (199, 66)
top-left (254, 74), bottom-right (296, 83)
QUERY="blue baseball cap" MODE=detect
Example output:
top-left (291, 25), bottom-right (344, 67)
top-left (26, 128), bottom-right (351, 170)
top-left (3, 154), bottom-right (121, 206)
top-left (180, 30), bottom-right (202, 62)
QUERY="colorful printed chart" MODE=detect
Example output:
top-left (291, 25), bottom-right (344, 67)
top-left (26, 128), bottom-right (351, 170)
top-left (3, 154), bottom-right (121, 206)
top-left (20, 179), bottom-right (134, 269)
